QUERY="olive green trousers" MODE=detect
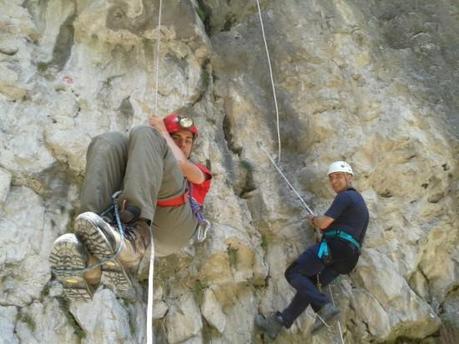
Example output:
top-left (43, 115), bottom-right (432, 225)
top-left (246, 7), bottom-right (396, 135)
top-left (80, 125), bottom-right (197, 256)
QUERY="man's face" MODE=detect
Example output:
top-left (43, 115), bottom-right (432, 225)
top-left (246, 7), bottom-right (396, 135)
top-left (328, 172), bottom-right (352, 193)
top-left (171, 130), bottom-right (194, 158)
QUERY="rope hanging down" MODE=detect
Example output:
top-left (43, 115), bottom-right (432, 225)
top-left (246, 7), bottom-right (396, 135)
top-left (148, 1), bottom-right (163, 343)
top-left (329, 285), bottom-right (345, 343)
top-left (146, 233), bottom-right (155, 344)
top-left (153, 0), bottom-right (163, 116)
top-left (255, 0), bottom-right (282, 163)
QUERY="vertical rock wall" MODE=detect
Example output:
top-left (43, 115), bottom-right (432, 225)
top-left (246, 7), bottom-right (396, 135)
top-left (0, 0), bottom-right (457, 343)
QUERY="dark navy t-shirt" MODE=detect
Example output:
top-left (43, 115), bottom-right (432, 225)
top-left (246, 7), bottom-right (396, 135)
top-left (324, 187), bottom-right (369, 243)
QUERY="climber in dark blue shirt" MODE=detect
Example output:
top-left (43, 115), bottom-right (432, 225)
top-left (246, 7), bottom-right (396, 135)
top-left (255, 161), bottom-right (369, 339)
top-left (325, 186), bottom-right (369, 243)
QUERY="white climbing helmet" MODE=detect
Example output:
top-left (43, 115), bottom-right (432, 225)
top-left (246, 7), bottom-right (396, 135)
top-left (328, 161), bottom-right (353, 176)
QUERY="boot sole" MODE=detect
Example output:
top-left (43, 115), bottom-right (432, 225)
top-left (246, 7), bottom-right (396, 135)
top-left (49, 233), bottom-right (93, 302)
top-left (74, 212), bottom-right (134, 299)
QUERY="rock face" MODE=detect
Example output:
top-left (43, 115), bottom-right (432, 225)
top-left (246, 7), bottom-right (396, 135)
top-left (0, 0), bottom-right (458, 343)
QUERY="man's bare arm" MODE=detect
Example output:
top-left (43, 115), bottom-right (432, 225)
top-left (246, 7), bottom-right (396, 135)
top-left (308, 215), bottom-right (334, 231)
top-left (149, 115), bottom-right (205, 184)
top-left (162, 133), bottom-right (205, 184)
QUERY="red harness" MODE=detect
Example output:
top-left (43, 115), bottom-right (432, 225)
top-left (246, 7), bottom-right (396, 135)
top-left (156, 191), bottom-right (189, 207)
top-left (156, 163), bottom-right (211, 207)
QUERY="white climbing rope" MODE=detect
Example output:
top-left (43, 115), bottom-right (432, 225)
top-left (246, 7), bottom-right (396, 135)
top-left (258, 143), bottom-right (315, 216)
top-left (315, 313), bottom-right (333, 331)
top-left (255, 0), bottom-right (282, 163)
top-left (253, 3), bottom-right (347, 342)
top-left (153, 0), bottom-right (163, 116)
top-left (147, 234), bottom-right (155, 344)
top-left (329, 285), bottom-right (345, 344)
top-left (259, 141), bottom-right (323, 244)
top-left (148, 1), bottom-right (163, 343)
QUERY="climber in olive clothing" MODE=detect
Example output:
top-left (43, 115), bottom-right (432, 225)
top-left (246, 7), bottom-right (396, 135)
top-left (49, 112), bottom-right (212, 301)
top-left (256, 161), bottom-right (369, 339)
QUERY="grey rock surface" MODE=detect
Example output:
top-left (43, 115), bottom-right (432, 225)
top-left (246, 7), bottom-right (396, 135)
top-left (0, 0), bottom-right (457, 343)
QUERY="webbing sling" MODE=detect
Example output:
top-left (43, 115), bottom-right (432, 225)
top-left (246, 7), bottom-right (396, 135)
top-left (317, 240), bottom-right (330, 259)
top-left (317, 230), bottom-right (361, 262)
top-left (187, 182), bottom-right (211, 242)
top-left (323, 229), bottom-right (361, 250)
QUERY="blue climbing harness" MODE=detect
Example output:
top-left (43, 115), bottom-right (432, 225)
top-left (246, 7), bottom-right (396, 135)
top-left (323, 230), bottom-right (361, 250)
top-left (317, 240), bottom-right (330, 259)
top-left (317, 229), bottom-right (361, 260)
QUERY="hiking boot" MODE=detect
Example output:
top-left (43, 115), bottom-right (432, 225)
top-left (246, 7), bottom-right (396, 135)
top-left (311, 303), bottom-right (340, 335)
top-left (74, 211), bottom-right (151, 299)
top-left (119, 205), bottom-right (141, 225)
top-left (255, 312), bottom-right (284, 339)
top-left (49, 233), bottom-right (94, 302)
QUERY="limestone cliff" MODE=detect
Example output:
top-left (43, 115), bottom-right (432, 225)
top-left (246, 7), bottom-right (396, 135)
top-left (0, 0), bottom-right (458, 343)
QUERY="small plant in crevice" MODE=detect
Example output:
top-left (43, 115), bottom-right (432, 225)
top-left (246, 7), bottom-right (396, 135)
top-left (238, 159), bottom-right (257, 198)
top-left (39, 282), bottom-right (52, 300)
top-left (227, 245), bottom-right (239, 268)
top-left (196, 0), bottom-right (212, 34)
top-left (128, 312), bottom-right (137, 337)
top-left (17, 312), bottom-right (37, 332)
top-left (192, 279), bottom-right (208, 305)
top-left (240, 159), bottom-right (254, 173)
top-left (201, 64), bottom-right (211, 92)
top-left (56, 296), bottom-right (86, 339)
top-left (222, 13), bottom-right (237, 32)
top-left (36, 62), bottom-right (49, 73)
top-left (260, 232), bottom-right (270, 251)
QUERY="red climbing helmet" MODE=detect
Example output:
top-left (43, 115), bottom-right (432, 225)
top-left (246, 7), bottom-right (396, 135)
top-left (163, 113), bottom-right (198, 137)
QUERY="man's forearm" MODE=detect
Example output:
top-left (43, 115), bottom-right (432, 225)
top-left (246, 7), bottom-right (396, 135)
top-left (162, 132), bottom-right (187, 163)
top-left (311, 215), bottom-right (334, 230)
top-left (160, 131), bottom-right (205, 184)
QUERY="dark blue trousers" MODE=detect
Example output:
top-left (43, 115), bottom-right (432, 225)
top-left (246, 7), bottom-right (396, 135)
top-left (280, 239), bottom-right (360, 328)
top-left (280, 243), bottom-right (340, 328)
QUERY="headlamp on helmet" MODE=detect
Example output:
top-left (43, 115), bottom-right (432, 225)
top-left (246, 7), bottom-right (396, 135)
top-left (163, 113), bottom-right (198, 137)
top-left (178, 116), bottom-right (194, 129)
